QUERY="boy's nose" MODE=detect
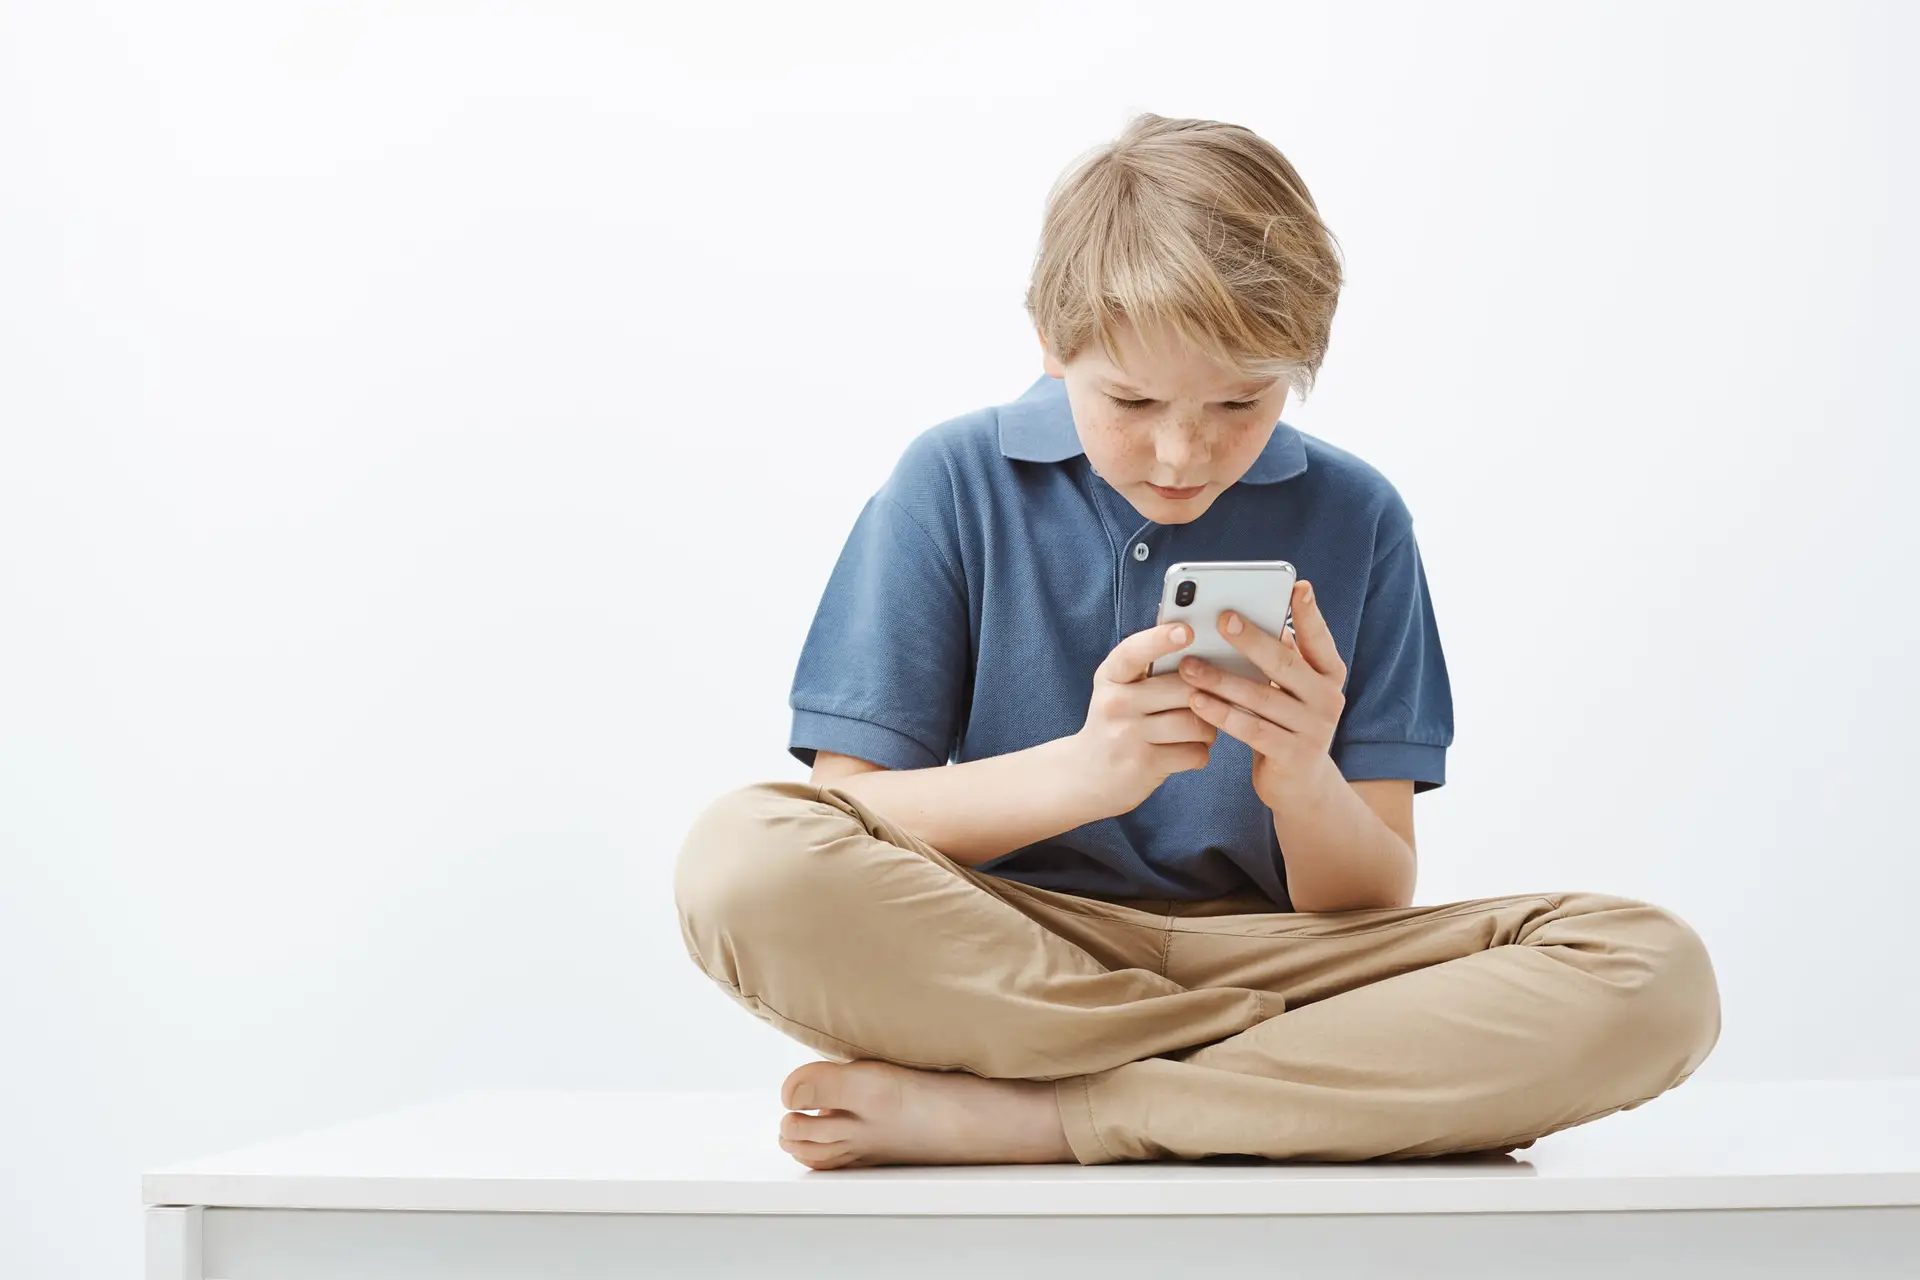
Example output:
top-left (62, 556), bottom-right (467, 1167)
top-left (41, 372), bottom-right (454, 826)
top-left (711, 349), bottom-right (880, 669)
top-left (1154, 423), bottom-right (1206, 471)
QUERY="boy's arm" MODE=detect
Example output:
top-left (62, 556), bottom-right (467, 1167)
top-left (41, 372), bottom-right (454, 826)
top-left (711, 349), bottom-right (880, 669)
top-left (807, 622), bottom-right (1211, 868)
top-left (1266, 767), bottom-right (1417, 911)
top-left (1179, 579), bottom-right (1427, 912)
top-left (810, 742), bottom-right (1108, 867)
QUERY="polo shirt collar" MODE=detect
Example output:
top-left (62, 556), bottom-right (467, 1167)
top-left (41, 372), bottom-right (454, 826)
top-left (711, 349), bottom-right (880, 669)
top-left (997, 374), bottom-right (1308, 484)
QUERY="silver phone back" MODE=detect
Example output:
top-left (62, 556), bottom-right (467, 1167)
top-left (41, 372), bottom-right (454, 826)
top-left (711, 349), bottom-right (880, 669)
top-left (1148, 560), bottom-right (1298, 683)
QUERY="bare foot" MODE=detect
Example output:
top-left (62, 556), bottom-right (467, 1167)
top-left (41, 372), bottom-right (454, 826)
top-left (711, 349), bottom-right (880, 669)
top-left (776, 1059), bottom-right (1075, 1169)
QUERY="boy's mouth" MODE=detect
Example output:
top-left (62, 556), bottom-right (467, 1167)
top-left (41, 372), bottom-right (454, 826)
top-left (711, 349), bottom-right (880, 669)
top-left (1147, 483), bottom-right (1207, 500)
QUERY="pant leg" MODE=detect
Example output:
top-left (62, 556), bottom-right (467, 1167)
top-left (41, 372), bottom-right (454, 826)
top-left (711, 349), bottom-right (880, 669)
top-left (1059, 891), bottom-right (1723, 1163)
top-left (674, 780), bottom-right (1278, 1080)
top-left (676, 780), bottom-right (1721, 1165)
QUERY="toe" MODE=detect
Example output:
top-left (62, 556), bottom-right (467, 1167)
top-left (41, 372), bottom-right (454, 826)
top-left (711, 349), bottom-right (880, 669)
top-left (779, 1135), bottom-right (856, 1170)
top-left (780, 1109), bottom-right (852, 1144)
top-left (781, 1059), bottom-right (850, 1112)
top-left (811, 1151), bottom-right (862, 1169)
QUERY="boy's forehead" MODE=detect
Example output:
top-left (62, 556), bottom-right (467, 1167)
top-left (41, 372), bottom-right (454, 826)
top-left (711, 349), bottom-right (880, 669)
top-left (1084, 321), bottom-right (1275, 397)
top-left (1096, 360), bottom-right (1277, 398)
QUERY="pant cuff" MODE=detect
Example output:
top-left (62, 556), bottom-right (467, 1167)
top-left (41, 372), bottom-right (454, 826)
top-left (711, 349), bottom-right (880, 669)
top-left (1054, 1074), bottom-right (1123, 1166)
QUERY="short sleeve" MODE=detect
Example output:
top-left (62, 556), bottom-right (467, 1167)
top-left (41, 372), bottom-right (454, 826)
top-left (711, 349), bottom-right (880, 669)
top-left (1328, 524), bottom-right (1454, 791)
top-left (787, 483), bottom-right (971, 772)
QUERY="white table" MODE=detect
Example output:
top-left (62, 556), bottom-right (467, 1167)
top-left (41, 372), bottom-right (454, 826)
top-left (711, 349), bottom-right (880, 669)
top-left (144, 1080), bottom-right (1920, 1279)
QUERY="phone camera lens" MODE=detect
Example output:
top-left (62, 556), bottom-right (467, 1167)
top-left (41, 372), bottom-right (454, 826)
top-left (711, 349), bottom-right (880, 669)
top-left (1174, 580), bottom-right (1196, 607)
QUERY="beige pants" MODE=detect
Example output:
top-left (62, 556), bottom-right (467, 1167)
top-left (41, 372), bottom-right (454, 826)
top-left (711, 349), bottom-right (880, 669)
top-left (676, 780), bottom-right (1722, 1165)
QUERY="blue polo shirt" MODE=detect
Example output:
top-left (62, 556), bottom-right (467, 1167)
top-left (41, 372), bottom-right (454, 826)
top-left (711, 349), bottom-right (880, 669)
top-left (787, 373), bottom-right (1453, 908)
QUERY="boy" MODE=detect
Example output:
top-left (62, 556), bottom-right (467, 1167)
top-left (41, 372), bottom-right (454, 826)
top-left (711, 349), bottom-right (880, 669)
top-left (676, 113), bottom-right (1720, 1168)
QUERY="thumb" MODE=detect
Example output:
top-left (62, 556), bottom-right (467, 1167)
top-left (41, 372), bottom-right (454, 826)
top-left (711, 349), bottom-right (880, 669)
top-left (1290, 579), bottom-right (1345, 678)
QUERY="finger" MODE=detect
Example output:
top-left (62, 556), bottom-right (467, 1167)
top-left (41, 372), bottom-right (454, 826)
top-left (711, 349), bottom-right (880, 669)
top-left (1189, 689), bottom-right (1289, 757)
top-left (1095, 621), bottom-right (1192, 686)
top-left (1111, 671), bottom-right (1209, 715)
top-left (1262, 627), bottom-right (1331, 704)
top-left (1140, 707), bottom-right (1218, 745)
top-left (1210, 607), bottom-right (1300, 689)
top-left (1288, 580), bottom-right (1346, 681)
top-left (1177, 654), bottom-right (1304, 726)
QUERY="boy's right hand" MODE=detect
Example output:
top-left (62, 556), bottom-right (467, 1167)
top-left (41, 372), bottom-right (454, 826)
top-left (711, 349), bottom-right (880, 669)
top-left (1068, 621), bottom-right (1217, 817)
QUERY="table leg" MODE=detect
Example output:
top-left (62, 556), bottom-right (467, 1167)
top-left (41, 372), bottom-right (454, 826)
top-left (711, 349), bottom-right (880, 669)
top-left (145, 1206), bottom-right (203, 1280)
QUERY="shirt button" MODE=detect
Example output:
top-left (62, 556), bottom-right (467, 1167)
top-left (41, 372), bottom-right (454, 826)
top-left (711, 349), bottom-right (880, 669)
top-left (1132, 542), bottom-right (1150, 561)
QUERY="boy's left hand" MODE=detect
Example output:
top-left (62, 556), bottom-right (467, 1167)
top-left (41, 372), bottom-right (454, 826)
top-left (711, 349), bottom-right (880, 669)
top-left (1177, 578), bottom-right (1347, 810)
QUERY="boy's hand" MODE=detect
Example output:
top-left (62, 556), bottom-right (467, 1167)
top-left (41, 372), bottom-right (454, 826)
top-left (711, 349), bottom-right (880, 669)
top-left (1068, 621), bottom-right (1218, 817)
top-left (1177, 579), bottom-right (1347, 811)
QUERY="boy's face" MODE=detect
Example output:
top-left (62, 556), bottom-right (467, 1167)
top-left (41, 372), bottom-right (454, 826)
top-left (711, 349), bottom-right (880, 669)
top-left (1040, 318), bottom-right (1287, 525)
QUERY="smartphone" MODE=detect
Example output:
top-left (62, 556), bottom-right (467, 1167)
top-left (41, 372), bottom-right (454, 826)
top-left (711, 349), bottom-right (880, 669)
top-left (1148, 560), bottom-right (1298, 683)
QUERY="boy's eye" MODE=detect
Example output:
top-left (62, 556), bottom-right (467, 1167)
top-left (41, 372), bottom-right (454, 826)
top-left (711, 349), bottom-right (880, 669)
top-left (1104, 394), bottom-right (1264, 412)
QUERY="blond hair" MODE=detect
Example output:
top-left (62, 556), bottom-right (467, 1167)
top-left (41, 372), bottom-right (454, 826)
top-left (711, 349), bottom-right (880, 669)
top-left (1024, 113), bottom-right (1343, 398)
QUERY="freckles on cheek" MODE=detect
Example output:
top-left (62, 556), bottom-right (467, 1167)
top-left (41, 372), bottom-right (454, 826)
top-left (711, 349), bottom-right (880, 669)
top-left (1099, 426), bottom-right (1151, 471)
top-left (1083, 425), bottom-right (1140, 478)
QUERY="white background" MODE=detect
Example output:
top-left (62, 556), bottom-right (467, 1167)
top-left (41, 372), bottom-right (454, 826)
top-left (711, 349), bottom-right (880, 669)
top-left (1, 0), bottom-right (1914, 1273)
